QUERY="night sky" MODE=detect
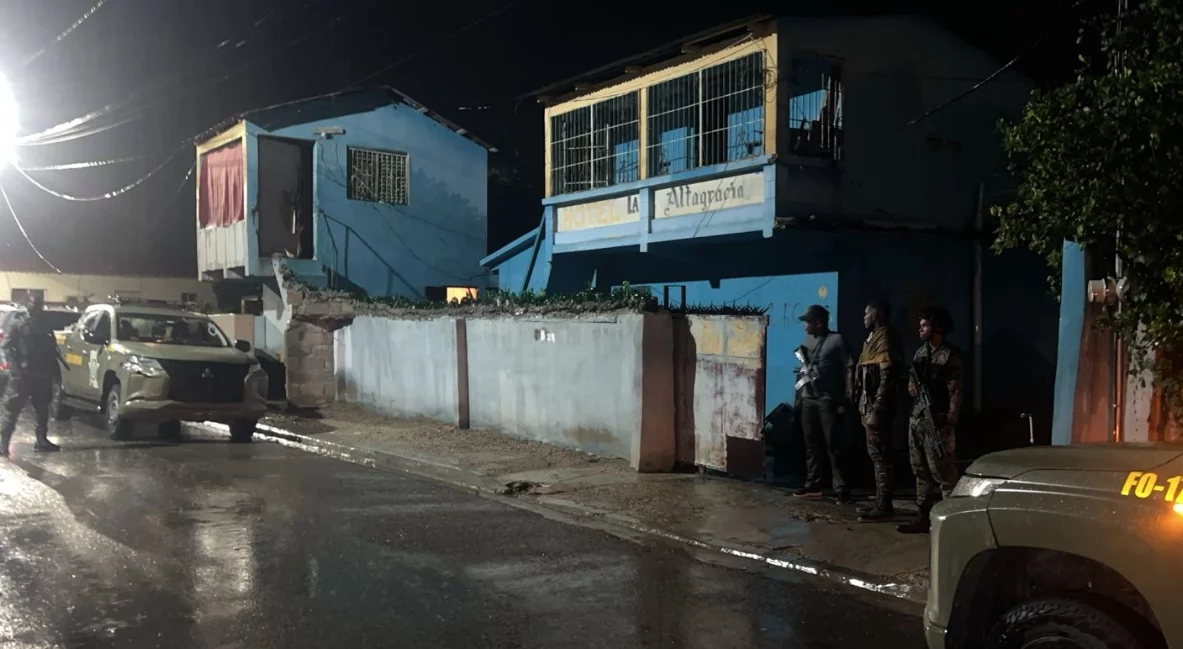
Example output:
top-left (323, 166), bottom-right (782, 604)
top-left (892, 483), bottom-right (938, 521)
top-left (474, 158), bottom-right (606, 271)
top-left (0, 0), bottom-right (1096, 277)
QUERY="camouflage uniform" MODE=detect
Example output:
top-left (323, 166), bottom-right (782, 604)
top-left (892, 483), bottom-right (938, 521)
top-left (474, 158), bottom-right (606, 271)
top-left (854, 326), bottom-right (903, 512)
top-left (908, 341), bottom-right (964, 511)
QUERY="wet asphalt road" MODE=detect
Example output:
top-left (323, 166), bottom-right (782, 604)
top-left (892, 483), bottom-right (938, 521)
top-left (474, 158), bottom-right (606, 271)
top-left (0, 415), bottom-right (926, 649)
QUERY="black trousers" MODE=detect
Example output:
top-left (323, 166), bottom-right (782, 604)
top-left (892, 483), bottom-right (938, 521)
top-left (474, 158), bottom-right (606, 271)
top-left (1, 374), bottom-right (52, 444)
top-left (801, 397), bottom-right (845, 492)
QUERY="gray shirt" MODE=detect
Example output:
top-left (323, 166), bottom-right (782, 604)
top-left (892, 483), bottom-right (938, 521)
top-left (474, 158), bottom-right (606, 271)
top-left (800, 331), bottom-right (853, 400)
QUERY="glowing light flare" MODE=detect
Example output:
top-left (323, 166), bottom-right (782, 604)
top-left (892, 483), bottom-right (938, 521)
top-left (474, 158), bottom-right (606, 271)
top-left (1175, 502), bottom-right (1183, 516)
top-left (0, 72), bottom-right (18, 167)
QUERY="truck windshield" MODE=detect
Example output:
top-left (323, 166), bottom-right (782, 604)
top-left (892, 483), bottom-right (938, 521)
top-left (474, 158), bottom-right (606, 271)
top-left (115, 314), bottom-right (229, 347)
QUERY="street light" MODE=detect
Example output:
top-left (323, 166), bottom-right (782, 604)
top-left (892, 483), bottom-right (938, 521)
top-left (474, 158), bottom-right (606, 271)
top-left (0, 72), bottom-right (18, 167)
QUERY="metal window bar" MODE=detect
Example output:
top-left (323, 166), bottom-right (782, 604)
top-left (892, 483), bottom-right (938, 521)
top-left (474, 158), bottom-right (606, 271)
top-left (701, 52), bottom-right (765, 166)
top-left (787, 55), bottom-right (844, 160)
top-left (547, 53), bottom-right (768, 194)
top-left (348, 148), bottom-right (409, 204)
top-left (550, 107), bottom-right (593, 195)
top-left (646, 74), bottom-right (699, 177)
top-left (591, 93), bottom-right (640, 187)
top-left (646, 52), bottom-right (765, 178)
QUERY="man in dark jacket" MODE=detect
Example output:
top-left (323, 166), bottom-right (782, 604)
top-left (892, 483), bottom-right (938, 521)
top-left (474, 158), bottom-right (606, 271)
top-left (0, 295), bottom-right (63, 455)
top-left (793, 304), bottom-right (855, 503)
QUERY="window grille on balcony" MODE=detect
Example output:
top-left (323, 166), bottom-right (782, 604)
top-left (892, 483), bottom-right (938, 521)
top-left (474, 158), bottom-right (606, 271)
top-left (788, 55), bottom-right (844, 160)
top-left (550, 92), bottom-right (640, 195)
top-left (347, 147), bottom-right (409, 205)
top-left (647, 52), bottom-right (765, 178)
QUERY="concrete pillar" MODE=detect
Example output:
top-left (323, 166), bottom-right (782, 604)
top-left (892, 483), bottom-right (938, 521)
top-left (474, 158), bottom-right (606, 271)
top-left (285, 319), bottom-right (336, 409)
top-left (1052, 241), bottom-right (1087, 445)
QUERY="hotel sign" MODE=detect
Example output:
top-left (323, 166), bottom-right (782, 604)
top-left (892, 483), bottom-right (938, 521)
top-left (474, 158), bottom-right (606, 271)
top-left (556, 194), bottom-right (640, 232)
top-left (655, 172), bottom-right (764, 219)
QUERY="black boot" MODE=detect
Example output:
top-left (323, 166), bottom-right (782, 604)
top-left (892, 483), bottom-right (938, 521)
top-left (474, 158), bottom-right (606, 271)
top-left (858, 502), bottom-right (895, 522)
top-left (34, 438), bottom-right (60, 453)
top-left (896, 513), bottom-right (931, 534)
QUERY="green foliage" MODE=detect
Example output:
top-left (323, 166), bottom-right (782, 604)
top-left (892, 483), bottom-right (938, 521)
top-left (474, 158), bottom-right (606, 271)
top-left (301, 280), bottom-right (767, 317)
top-left (994, 0), bottom-right (1183, 406)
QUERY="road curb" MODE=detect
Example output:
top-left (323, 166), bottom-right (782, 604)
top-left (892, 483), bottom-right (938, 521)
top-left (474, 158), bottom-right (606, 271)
top-left (194, 421), bottom-right (927, 605)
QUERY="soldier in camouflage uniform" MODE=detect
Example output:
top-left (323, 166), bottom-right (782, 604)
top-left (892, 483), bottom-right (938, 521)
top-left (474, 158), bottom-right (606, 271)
top-left (898, 307), bottom-right (963, 535)
top-left (853, 300), bottom-right (903, 522)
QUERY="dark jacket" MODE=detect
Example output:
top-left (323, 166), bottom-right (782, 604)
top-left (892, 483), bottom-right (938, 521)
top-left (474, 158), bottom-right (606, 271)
top-left (4, 314), bottom-right (61, 381)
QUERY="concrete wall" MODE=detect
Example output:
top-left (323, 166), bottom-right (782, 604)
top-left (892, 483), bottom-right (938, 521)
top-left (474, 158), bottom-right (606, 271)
top-left (0, 271), bottom-right (216, 306)
top-left (466, 314), bottom-right (646, 461)
top-left (265, 104), bottom-right (489, 298)
top-left (322, 310), bottom-right (754, 472)
top-left (334, 315), bottom-right (459, 424)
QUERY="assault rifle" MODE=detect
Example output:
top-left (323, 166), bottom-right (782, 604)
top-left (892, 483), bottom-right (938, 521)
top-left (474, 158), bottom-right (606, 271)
top-left (908, 365), bottom-right (947, 459)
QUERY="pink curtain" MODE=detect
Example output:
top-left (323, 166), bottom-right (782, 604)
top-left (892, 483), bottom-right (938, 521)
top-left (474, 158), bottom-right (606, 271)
top-left (198, 140), bottom-right (244, 228)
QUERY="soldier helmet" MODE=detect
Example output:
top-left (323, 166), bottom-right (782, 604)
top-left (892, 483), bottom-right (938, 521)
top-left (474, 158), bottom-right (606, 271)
top-left (919, 307), bottom-right (954, 334)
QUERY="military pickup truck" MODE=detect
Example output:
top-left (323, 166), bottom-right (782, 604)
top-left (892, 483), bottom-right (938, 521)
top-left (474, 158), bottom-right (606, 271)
top-left (53, 301), bottom-right (268, 442)
top-left (925, 443), bottom-right (1181, 649)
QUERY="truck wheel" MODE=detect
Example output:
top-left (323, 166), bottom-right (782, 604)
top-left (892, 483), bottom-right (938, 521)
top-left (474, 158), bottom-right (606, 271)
top-left (229, 418), bottom-right (256, 443)
top-left (988, 596), bottom-right (1146, 649)
top-left (51, 379), bottom-right (72, 421)
top-left (105, 383), bottom-right (134, 441)
top-left (158, 421), bottom-right (182, 441)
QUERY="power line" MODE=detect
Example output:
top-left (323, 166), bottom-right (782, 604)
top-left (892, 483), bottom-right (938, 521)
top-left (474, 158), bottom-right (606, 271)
top-left (0, 178), bottom-right (61, 274)
top-left (17, 154), bottom-right (146, 172)
top-left (907, 37), bottom-right (1045, 126)
top-left (341, 0), bottom-right (523, 93)
top-left (18, 0), bottom-right (329, 144)
top-left (20, 0), bottom-right (376, 147)
top-left (21, 0), bottom-right (113, 68)
top-left (140, 160), bottom-right (196, 247)
top-left (14, 143), bottom-right (187, 201)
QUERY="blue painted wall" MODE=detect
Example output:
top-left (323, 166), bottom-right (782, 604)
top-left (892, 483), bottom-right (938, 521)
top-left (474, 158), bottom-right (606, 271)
top-left (515, 229), bottom-right (972, 415)
top-left (250, 104), bottom-right (488, 298)
top-left (1052, 241), bottom-right (1086, 446)
top-left (636, 271), bottom-right (838, 416)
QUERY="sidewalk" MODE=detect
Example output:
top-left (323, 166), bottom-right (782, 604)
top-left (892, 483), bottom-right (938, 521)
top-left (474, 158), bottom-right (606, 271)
top-left (243, 404), bottom-right (932, 602)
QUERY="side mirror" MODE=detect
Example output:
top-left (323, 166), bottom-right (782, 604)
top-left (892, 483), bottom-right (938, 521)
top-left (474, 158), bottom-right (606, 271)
top-left (234, 339), bottom-right (252, 353)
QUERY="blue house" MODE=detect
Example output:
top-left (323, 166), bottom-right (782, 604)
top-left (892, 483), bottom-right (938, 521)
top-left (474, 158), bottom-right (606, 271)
top-left (482, 14), bottom-right (1061, 453)
top-left (194, 87), bottom-right (495, 356)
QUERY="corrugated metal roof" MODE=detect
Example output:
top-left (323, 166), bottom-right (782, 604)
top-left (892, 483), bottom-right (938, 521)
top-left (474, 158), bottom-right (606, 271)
top-left (198, 86), bottom-right (497, 152)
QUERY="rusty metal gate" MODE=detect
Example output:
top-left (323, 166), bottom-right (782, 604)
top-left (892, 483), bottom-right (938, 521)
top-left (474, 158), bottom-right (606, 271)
top-left (672, 314), bottom-right (768, 478)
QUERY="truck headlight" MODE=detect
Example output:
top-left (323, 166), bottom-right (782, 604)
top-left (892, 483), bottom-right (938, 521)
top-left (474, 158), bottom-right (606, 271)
top-left (122, 356), bottom-right (166, 378)
top-left (950, 476), bottom-right (1006, 498)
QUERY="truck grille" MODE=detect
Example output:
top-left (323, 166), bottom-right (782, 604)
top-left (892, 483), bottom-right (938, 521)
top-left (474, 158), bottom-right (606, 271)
top-left (159, 361), bottom-right (247, 403)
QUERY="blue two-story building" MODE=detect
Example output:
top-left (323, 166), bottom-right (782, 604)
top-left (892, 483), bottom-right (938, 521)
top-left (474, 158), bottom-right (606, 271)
top-left (194, 87), bottom-right (494, 356)
top-left (482, 14), bottom-right (1061, 454)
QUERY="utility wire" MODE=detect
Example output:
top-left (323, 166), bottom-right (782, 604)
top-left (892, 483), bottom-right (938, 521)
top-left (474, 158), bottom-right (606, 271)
top-left (20, 0), bottom-right (112, 68)
top-left (0, 179), bottom-right (62, 274)
top-left (21, 0), bottom-right (375, 146)
top-left (341, 0), bottom-right (523, 93)
top-left (19, 154), bottom-right (146, 171)
top-left (19, 0), bottom-right (331, 144)
top-left (140, 160), bottom-right (196, 246)
top-left (906, 37), bottom-right (1045, 126)
top-left (14, 143), bottom-right (187, 202)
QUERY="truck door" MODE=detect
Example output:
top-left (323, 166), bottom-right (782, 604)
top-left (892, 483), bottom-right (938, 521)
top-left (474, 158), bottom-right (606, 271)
top-left (62, 310), bottom-right (98, 397)
top-left (74, 310), bottom-right (112, 403)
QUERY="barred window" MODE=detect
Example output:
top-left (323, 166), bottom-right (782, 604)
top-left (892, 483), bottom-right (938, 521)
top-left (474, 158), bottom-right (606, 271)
top-left (347, 147), bottom-right (409, 205)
